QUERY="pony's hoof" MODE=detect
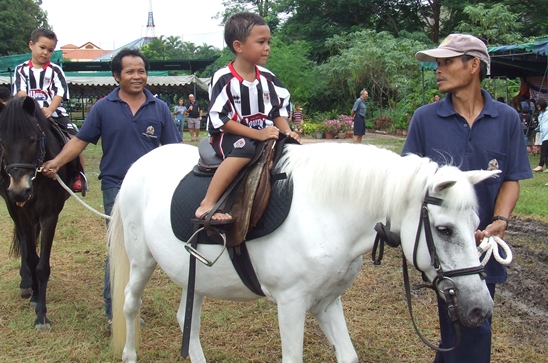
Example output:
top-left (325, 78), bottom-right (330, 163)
top-left (20, 287), bottom-right (32, 299)
top-left (34, 318), bottom-right (51, 332)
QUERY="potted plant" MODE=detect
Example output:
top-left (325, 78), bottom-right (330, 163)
top-left (323, 118), bottom-right (340, 139)
top-left (338, 114), bottom-right (354, 138)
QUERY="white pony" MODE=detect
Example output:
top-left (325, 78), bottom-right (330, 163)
top-left (109, 142), bottom-right (497, 363)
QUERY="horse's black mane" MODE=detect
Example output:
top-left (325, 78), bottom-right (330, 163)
top-left (0, 97), bottom-right (45, 139)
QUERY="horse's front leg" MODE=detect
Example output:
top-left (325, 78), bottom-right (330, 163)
top-left (17, 234), bottom-right (33, 299)
top-left (33, 217), bottom-right (57, 331)
top-left (277, 299), bottom-right (308, 363)
top-left (310, 296), bottom-right (359, 363)
top-left (177, 291), bottom-right (206, 363)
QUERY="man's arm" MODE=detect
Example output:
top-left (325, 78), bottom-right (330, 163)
top-left (480, 180), bottom-right (520, 240)
top-left (41, 137), bottom-right (89, 177)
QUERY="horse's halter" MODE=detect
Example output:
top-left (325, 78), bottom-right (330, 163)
top-left (372, 191), bottom-right (486, 352)
top-left (1, 117), bottom-right (46, 181)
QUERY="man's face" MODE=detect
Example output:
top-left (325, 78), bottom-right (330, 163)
top-left (189, 95), bottom-right (195, 103)
top-left (114, 56), bottom-right (147, 95)
top-left (362, 92), bottom-right (369, 100)
top-left (435, 56), bottom-right (475, 94)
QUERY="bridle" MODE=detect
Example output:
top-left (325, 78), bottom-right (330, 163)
top-left (372, 191), bottom-right (486, 351)
top-left (1, 117), bottom-right (46, 182)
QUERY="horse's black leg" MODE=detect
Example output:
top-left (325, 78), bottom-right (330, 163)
top-left (33, 215), bottom-right (58, 331)
top-left (18, 236), bottom-right (33, 299)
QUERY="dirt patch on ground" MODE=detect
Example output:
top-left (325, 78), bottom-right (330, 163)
top-left (497, 216), bottom-right (548, 350)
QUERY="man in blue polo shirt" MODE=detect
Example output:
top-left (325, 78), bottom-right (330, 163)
top-left (403, 34), bottom-right (532, 363)
top-left (41, 48), bottom-right (181, 326)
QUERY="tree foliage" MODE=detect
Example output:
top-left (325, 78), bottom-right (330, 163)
top-left (0, 0), bottom-right (50, 56)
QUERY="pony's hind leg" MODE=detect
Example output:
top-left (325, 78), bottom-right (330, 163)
top-left (310, 296), bottom-right (358, 363)
top-left (177, 292), bottom-right (206, 363)
top-left (121, 261), bottom-right (156, 363)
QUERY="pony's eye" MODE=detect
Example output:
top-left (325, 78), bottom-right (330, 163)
top-left (436, 226), bottom-right (453, 236)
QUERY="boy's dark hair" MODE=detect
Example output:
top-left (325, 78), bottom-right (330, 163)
top-left (30, 28), bottom-right (57, 44)
top-left (111, 48), bottom-right (150, 78)
top-left (224, 12), bottom-right (267, 54)
top-left (0, 86), bottom-right (12, 102)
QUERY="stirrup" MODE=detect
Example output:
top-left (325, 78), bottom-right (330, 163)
top-left (184, 227), bottom-right (227, 267)
top-left (79, 171), bottom-right (89, 197)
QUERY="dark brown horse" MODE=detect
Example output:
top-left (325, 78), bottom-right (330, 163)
top-left (0, 96), bottom-right (77, 330)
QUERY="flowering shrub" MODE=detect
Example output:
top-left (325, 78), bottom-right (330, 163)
top-left (323, 118), bottom-right (341, 133)
top-left (338, 114), bottom-right (353, 133)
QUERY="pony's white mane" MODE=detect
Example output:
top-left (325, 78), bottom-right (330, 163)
top-left (277, 143), bottom-right (478, 223)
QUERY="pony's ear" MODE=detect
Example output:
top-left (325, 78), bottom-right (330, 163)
top-left (22, 96), bottom-right (36, 115)
top-left (432, 180), bottom-right (457, 193)
top-left (463, 170), bottom-right (501, 185)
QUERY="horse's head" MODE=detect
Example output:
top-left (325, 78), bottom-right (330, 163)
top-left (0, 97), bottom-right (46, 205)
top-left (399, 165), bottom-right (500, 329)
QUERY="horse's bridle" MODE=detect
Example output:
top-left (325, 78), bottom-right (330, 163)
top-left (1, 119), bottom-right (46, 181)
top-left (372, 191), bottom-right (486, 352)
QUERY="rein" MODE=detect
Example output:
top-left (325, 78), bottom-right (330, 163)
top-left (372, 191), bottom-right (486, 352)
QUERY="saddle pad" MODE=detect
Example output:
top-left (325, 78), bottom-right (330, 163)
top-left (170, 170), bottom-right (293, 243)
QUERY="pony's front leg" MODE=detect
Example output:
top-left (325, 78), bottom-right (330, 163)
top-left (277, 300), bottom-right (307, 363)
top-left (176, 292), bottom-right (206, 363)
top-left (310, 296), bottom-right (358, 363)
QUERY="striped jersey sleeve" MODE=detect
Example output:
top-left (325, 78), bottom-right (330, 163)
top-left (207, 62), bottom-right (290, 134)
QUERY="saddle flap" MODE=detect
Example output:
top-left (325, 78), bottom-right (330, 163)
top-left (225, 139), bottom-right (276, 245)
top-left (197, 138), bottom-right (222, 172)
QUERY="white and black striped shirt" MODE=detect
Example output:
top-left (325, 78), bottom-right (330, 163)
top-left (14, 60), bottom-right (70, 117)
top-left (207, 62), bottom-right (290, 134)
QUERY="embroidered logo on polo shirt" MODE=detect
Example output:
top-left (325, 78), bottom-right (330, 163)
top-left (234, 138), bottom-right (246, 148)
top-left (487, 159), bottom-right (499, 171)
top-left (142, 126), bottom-right (157, 139)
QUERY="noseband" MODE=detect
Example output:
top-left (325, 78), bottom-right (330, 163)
top-left (2, 119), bottom-right (46, 181)
top-left (372, 191), bottom-right (486, 351)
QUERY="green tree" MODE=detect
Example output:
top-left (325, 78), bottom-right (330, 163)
top-left (0, 0), bottom-right (50, 56)
top-left (141, 36), bottom-right (170, 60)
top-left (455, 3), bottom-right (522, 45)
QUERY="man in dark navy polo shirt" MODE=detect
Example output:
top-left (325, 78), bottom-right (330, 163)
top-left (403, 34), bottom-right (532, 363)
top-left (41, 48), bottom-right (181, 326)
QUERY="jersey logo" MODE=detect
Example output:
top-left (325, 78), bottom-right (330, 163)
top-left (263, 92), bottom-right (270, 103)
top-left (28, 89), bottom-right (48, 101)
top-left (233, 138), bottom-right (246, 148)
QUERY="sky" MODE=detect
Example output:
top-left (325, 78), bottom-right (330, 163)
top-left (40, 0), bottom-right (226, 51)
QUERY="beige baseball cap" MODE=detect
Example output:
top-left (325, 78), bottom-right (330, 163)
top-left (415, 34), bottom-right (490, 66)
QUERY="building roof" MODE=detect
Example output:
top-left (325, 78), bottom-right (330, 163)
top-left (93, 37), bottom-right (155, 61)
top-left (0, 74), bottom-right (209, 98)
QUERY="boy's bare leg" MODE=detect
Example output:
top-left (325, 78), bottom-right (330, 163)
top-left (195, 157), bottom-right (251, 220)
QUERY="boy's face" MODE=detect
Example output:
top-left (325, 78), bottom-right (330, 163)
top-left (238, 25), bottom-right (271, 66)
top-left (29, 36), bottom-right (56, 68)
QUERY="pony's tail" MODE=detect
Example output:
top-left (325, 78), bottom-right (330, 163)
top-left (109, 195), bottom-right (140, 355)
top-left (9, 228), bottom-right (21, 257)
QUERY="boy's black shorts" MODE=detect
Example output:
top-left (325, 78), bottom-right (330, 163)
top-left (52, 115), bottom-right (78, 136)
top-left (211, 132), bottom-right (257, 159)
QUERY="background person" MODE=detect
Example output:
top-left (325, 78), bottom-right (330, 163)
top-left (0, 86), bottom-right (13, 104)
top-left (41, 48), bottom-right (182, 327)
top-left (186, 94), bottom-right (202, 141)
top-left (292, 103), bottom-right (304, 136)
top-left (408, 33), bottom-right (532, 363)
top-left (173, 97), bottom-right (187, 140)
top-left (350, 89), bottom-right (368, 143)
top-left (532, 98), bottom-right (548, 172)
